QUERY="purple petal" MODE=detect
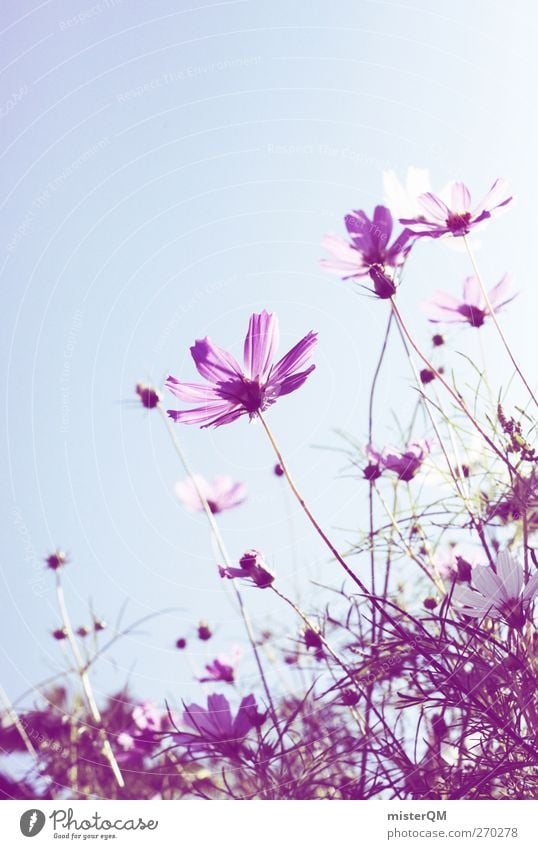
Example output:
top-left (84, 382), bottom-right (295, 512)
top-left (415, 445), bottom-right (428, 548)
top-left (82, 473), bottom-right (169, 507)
top-left (321, 234), bottom-right (368, 277)
top-left (165, 376), bottom-right (220, 402)
top-left (372, 205), bottom-right (394, 249)
top-left (269, 331), bottom-right (318, 384)
top-left (462, 276), bottom-right (484, 309)
top-left (472, 178), bottom-right (512, 215)
top-left (243, 311), bottom-right (279, 381)
top-left (488, 273), bottom-right (516, 309)
top-left (496, 551), bottom-right (523, 599)
top-left (269, 364), bottom-right (316, 398)
top-left (167, 400), bottom-right (240, 426)
top-left (417, 192), bottom-right (450, 222)
top-left (190, 338), bottom-right (242, 383)
top-left (451, 182), bottom-right (471, 211)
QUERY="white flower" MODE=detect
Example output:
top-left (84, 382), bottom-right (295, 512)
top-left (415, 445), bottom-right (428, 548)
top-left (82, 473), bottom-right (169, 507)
top-left (383, 167), bottom-right (432, 220)
top-left (452, 551), bottom-right (538, 628)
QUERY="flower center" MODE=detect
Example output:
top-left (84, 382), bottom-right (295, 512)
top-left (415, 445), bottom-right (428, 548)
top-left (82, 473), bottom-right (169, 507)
top-left (446, 211), bottom-right (472, 236)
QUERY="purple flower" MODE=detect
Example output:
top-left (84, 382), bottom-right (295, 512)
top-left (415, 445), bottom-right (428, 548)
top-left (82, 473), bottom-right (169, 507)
top-left (422, 274), bottom-right (516, 328)
top-left (321, 205), bottom-right (412, 298)
top-left (175, 474), bottom-right (247, 514)
top-left (452, 551), bottom-right (538, 628)
top-left (219, 550), bottom-right (275, 589)
top-left (174, 693), bottom-right (262, 750)
top-left (400, 179), bottom-right (512, 238)
top-left (166, 311), bottom-right (317, 428)
top-left (199, 649), bottom-right (240, 684)
top-left (368, 441), bottom-right (431, 482)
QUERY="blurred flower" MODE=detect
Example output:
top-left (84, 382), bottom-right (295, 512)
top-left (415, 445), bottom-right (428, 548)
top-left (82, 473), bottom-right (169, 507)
top-left (363, 461), bottom-right (382, 481)
top-left (400, 179), bottom-right (512, 238)
top-left (434, 547), bottom-right (478, 583)
top-left (166, 310), bottom-right (317, 428)
top-left (219, 550), bottom-right (275, 589)
top-left (422, 274), bottom-right (515, 328)
top-left (420, 368), bottom-right (436, 385)
top-left (76, 625), bottom-right (90, 638)
top-left (321, 205), bottom-right (412, 298)
top-left (199, 649), bottom-right (240, 684)
top-left (117, 732), bottom-right (135, 752)
top-left (132, 701), bottom-right (163, 733)
top-left (135, 383), bottom-right (161, 409)
top-left (45, 551), bottom-right (67, 571)
top-left (197, 621), bottom-right (212, 641)
top-left (175, 474), bottom-right (247, 514)
top-left (175, 693), bottom-right (262, 749)
top-left (367, 441), bottom-right (431, 482)
top-left (383, 167), bottom-right (432, 219)
top-left (452, 551), bottom-right (538, 628)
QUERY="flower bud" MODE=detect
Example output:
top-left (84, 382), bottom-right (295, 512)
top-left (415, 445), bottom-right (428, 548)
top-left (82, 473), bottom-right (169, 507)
top-left (45, 551), bottom-right (67, 571)
top-left (135, 383), bottom-right (161, 409)
top-left (197, 621), bottom-right (212, 641)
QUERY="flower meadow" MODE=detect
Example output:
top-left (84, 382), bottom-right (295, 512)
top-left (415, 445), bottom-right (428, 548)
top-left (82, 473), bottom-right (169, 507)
top-left (2, 170), bottom-right (537, 802)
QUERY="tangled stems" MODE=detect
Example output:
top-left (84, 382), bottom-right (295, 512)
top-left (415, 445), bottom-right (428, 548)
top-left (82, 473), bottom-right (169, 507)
top-left (158, 405), bottom-right (280, 739)
top-left (54, 572), bottom-right (125, 789)
top-left (463, 235), bottom-right (538, 410)
top-left (256, 411), bottom-right (444, 662)
top-left (389, 298), bottom-right (517, 475)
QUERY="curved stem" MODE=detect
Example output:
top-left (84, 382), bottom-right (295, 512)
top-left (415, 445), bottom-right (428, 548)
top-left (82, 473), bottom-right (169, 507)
top-left (158, 405), bottom-right (280, 737)
top-left (390, 298), bottom-right (516, 474)
top-left (463, 235), bottom-right (538, 409)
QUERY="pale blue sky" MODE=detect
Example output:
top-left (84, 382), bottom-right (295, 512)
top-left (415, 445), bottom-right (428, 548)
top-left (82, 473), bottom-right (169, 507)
top-left (1, 0), bottom-right (537, 714)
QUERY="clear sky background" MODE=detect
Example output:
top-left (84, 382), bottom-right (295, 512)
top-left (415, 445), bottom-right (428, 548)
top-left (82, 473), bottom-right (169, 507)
top-left (1, 0), bottom-right (537, 716)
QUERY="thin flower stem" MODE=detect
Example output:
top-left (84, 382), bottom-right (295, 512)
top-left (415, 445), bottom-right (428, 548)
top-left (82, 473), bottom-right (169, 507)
top-left (257, 410), bottom-right (369, 594)
top-left (463, 235), bottom-right (538, 409)
top-left (158, 405), bottom-right (280, 738)
top-left (390, 298), bottom-right (516, 474)
top-left (55, 573), bottom-right (125, 789)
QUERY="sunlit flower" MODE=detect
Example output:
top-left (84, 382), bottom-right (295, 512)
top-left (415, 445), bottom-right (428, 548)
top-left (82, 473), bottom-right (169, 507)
top-left (174, 693), bottom-right (263, 749)
top-left (166, 311), bottom-right (317, 428)
top-left (199, 649), bottom-right (241, 684)
top-left (175, 474), bottom-right (247, 514)
top-left (321, 205), bottom-right (412, 297)
top-left (367, 441), bottom-right (431, 482)
top-left (422, 274), bottom-right (515, 328)
top-left (383, 166), bottom-right (432, 219)
top-left (400, 179), bottom-right (512, 238)
top-left (219, 550), bottom-right (275, 589)
top-left (452, 551), bottom-right (538, 628)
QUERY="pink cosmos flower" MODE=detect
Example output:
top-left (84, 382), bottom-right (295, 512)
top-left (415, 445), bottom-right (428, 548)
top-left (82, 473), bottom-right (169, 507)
top-left (199, 649), bottom-right (241, 684)
top-left (219, 550), bottom-right (275, 589)
top-left (367, 441), bottom-right (431, 482)
top-left (321, 205), bottom-right (412, 298)
top-left (166, 311), bottom-right (317, 428)
top-left (422, 274), bottom-right (516, 328)
top-left (452, 551), bottom-right (538, 628)
top-left (174, 693), bottom-right (262, 749)
top-left (400, 179), bottom-right (512, 238)
top-left (175, 474), bottom-right (247, 514)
